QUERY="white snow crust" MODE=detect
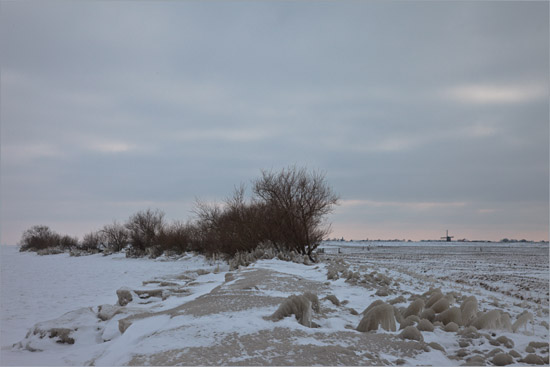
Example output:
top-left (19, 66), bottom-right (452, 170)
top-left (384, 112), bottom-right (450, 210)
top-left (1, 242), bottom-right (548, 366)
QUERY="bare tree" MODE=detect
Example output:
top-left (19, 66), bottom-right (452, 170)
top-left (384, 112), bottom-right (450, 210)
top-left (59, 235), bottom-right (79, 250)
top-left (160, 220), bottom-right (194, 254)
top-left (80, 231), bottom-right (105, 253)
top-left (219, 185), bottom-right (270, 255)
top-left (125, 209), bottom-right (165, 257)
top-left (192, 185), bottom-right (271, 256)
top-left (102, 221), bottom-right (129, 252)
top-left (253, 166), bottom-right (339, 261)
top-left (192, 199), bottom-right (222, 255)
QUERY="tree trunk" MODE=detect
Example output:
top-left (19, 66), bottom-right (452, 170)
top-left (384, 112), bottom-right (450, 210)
top-left (307, 248), bottom-right (316, 263)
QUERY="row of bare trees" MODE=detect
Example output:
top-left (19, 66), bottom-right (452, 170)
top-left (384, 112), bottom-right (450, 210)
top-left (19, 167), bottom-right (339, 261)
top-left (194, 168), bottom-right (339, 260)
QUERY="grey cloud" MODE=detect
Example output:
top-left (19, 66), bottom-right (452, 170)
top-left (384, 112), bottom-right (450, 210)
top-left (1, 1), bottom-right (548, 244)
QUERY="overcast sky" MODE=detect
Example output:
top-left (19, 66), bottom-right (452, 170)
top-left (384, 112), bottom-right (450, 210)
top-left (1, 1), bottom-right (548, 244)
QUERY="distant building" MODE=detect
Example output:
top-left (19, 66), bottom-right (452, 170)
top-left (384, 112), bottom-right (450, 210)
top-left (441, 230), bottom-right (454, 242)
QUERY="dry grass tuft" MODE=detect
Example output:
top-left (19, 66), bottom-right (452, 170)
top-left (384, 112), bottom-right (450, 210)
top-left (388, 295), bottom-right (406, 305)
top-left (512, 311), bottom-right (534, 333)
top-left (357, 303), bottom-right (396, 332)
top-left (303, 292), bottom-right (320, 313)
top-left (224, 273), bottom-right (235, 282)
top-left (496, 335), bottom-right (514, 349)
top-left (375, 287), bottom-right (389, 297)
top-left (460, 296), bottom-right (478, 326)
top-left (428, 342), bottom-right (445, 353)
top-left (492, 352), bottom-right (513, 366)
top-left (459, 325), bottom-right (480, 339)
top-left (399, 317), bottom-right (415, 330)
top-left (324, 294), bottom-right (340, 306)
top-left (327, 269), bottom-right (339, 280)
top-left (403, 299), bottom-right (424, 319)
top-left (431, 297), bottom-right (450, 314)
top-left (267, 293), bottom-right (318, 328)
top-left (444, 322), bottom-right (459, 332)
top-left (425, 291), bottom-right (444, 308)
top-left (436, 307), bottom-right (462, 326)
top-left (116, 288), bottom-right (133, 306)
top-left (399, 325), bottom-right (423, 342)
top-left (361, 300), bottom-right (385, 315)
top-left (417, 318), bottom-right (434, 332)
top-left (472, 310), bottom-right (512, 331)
top-left (393, 306), bottom-right (405, 325)
top-left (522, 353), bottom-right (545, 365)
top-left (528, 341), bottom-right (549, 349)
top-left (420, 308), bottom-right (436, 322)
top-left (463, 355), bottom-right (486, 366)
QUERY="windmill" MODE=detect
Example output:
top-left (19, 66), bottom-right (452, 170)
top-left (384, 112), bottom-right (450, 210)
top-left (441, 230), bottom-right (454, 242)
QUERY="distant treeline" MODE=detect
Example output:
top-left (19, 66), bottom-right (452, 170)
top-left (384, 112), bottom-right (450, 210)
top-left (19, 167), bottom-right (339, 261)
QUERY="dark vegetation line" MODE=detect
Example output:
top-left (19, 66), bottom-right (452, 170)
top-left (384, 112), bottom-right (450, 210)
top-left (19, 167), bottom-right (339, 262)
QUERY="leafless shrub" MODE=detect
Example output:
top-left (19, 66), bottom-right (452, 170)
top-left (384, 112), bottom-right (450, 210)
top-left (193, 186), bottom-right (271, 257)
top-left (19, 225), bottom-right (62, 252)
top-left (125, 209), bottom-right (165, 258)
top-left (19, 225), bottom-right (79, 253)
top-left (101, 221), bottom-right (128, 253)
top-left (79, 231), bottom-right (105, 254)
top-left (159, 220), bottom-right (195, 254)
top-left (59, 235), bottom-right (79, 250)
top-left (20, 167), bottom-right (340, 260)
top-left (253, 166), bottom-right (339, 261)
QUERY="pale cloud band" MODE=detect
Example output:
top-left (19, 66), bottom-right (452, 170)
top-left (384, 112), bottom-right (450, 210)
top-left (1, 1), bottom-right (548, 244)
top-left (340, 199), bottom-right (467, 211)
top-left (445, 83), bottom-right (548, 105)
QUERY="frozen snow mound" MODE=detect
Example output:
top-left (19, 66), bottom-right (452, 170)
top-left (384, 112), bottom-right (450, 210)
top-left (15, 307), bottom-right (101, 352)
top-left (266, 292), bottom-right (321, 328)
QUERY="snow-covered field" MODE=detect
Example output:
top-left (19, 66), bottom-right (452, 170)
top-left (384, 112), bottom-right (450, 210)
top-left (1, 242), bottom-right (548, 366)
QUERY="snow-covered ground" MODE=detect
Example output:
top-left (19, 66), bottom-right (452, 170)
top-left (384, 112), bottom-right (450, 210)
top-left (1, 242), bottom-right (548, 366)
